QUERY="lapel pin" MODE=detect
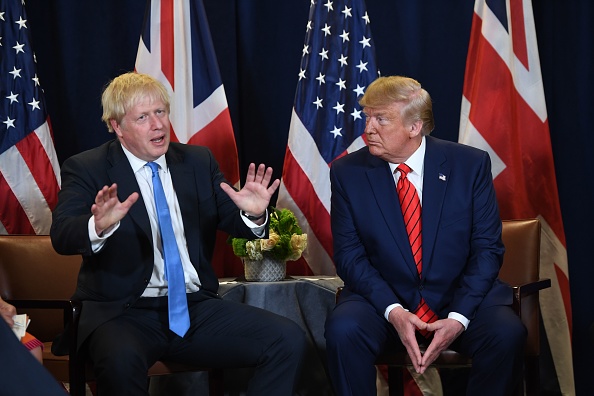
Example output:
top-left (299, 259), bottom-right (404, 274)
top-left (439, 173), bottom-right (446, 181)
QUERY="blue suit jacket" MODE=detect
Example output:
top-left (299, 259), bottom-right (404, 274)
top-left (50, 140), bottom-right (257, 350)
top-left (330, 136), bottom-right (511, 321)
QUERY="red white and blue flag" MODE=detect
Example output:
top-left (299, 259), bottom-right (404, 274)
top-left (0, 0), bottom-right (60, 235)
top-left (135, 0), bottom-right (242, 276)
top-left (459, 0), bottom-right (574, 393)
top-left (277, 0), bottom-right (378, 276)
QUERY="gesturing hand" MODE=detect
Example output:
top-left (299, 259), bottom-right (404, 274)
top-left (91, 183), bottom-right (139, 236)
top-left (220, 163), bottom-right (280, 219)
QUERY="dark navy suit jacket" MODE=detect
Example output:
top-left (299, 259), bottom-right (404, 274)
top-left (330, 135), bottom-right (511, 321)
top-left (50, 140), bottom-right (256, 350)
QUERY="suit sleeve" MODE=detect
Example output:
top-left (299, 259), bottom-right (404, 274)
top-left (447, 151), bottom-right (504, 319)
top-left (330, 163), bottom-right (402, 316)
top-left (50, 154), bottom-right (101, 256)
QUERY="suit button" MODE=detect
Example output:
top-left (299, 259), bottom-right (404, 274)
top-left (144, 278), bottom-right (149, 284)
top-left (419, 285), bottom-right (424, 291)
top-left (124, 303), bottom-right (130, 308)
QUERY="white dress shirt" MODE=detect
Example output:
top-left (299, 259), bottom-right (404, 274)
top-left (88, 145), bottom-right (265, 297)
top-left (383, 136), bottom-right (469, 329)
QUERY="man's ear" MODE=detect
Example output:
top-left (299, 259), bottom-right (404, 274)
top-left (409, 120), bottom-right (423, 138)
top-left (110, 119), bottom-right (122, 137)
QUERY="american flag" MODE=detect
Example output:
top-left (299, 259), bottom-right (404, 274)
top-left (459, 0), bottom-right (574, 393)
top-left (0, 0), bottom-right (60, 235)
top-left (135, 0), bottom-right (242, 276)
top-left (277, 0), bottom-right (378, 276)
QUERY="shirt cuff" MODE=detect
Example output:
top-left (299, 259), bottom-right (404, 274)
top-left (448, 312), bottom-right (470, 330)
top-left (89, 217), bottom-right (119, 253)
top-left (384, 303), bottom-right (408, 321)
top-left (240, 209), bottom-right (268, 237)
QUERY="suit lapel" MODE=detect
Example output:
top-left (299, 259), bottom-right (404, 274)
top-left (106, 141), bottom-right (152, 241)
top-left (421, 136), bottom-right (449, 277)
top-left (166, 146), bottom-right (204, 271)
top-left (366, 157), bottom-right (419, 279)
top-left (166, 146), bottom-right (195, 220)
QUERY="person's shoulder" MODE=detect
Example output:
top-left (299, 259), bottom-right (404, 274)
top-left (427, 135), bottom-right (487, 160)
top-left (168, 142), bottom-right (216, 168)
top-left (169, 142), bottom-right (212, 157)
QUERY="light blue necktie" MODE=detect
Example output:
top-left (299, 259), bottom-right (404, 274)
top-left (146, 162), bottom-right (190, 337)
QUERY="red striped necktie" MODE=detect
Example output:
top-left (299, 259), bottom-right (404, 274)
top-left (396, 164), bottom-right (437, 337)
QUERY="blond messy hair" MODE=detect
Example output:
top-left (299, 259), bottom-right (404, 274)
top-left (101, 72), bottom-right (171, 132)
top-left (359, 76), bottom-right (435, 135)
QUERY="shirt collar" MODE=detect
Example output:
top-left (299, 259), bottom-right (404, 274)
top-left (120, 144), bottom-right (168, 174)
top-left (388, 135), bottom-right (426, 176)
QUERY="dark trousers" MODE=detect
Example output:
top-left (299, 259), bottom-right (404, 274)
top-left (87, 291), bottom-right (306, 396)
top-left (325, 292), bottom-right (526, 396)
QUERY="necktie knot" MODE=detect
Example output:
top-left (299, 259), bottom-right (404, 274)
top-left (147, 161), bottom-right (159, 174)
top-left (397, 163), bottom-right (412, 178)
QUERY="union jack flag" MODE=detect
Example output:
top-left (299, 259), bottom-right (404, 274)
top-left (135, 0), bottom-right (241, 276)
top-left (0, 0), bottom-right (60, 235)
top-left (459, 0), bottom-right (574, 393)
top-left (277, 0), bottom-right (378, 276)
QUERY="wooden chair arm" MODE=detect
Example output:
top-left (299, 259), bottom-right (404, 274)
top-left (513, 278), bottom-right (551, 301)
top-left (510, 278), bottom-right (551, 320)
top-left (335, 286), bottom-right (344, 304)
top-left (7, 298), bottom-right (81, 327)
top-left (7, 298), bottom-right (77, 311)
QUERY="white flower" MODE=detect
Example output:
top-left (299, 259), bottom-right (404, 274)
top-left (246, 240), bottom-right (263, 260)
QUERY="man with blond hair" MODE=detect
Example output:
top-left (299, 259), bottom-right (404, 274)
top-left (51, 72), bottom-right (305, 395)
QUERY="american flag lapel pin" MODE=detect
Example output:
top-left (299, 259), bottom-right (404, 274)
top-left (439, 173), bottom-right (446, 181)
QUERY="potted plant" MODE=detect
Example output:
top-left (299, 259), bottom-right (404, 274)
top-left (230, 207), bottom-right (308, 281)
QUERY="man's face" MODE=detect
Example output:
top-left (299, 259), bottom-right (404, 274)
top-left (111, 96), bottom-right (171, 162)
top-left (363, 102), bottom-right (422, 163)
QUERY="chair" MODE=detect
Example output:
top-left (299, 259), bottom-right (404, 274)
top-left (336, 218), bottom-right (551, 396)
top-left (0, 234), bottom-right (223, 396)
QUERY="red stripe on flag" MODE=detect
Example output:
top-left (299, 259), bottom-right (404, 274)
top-left (461, 13), bottom-right (482, 101)
top-left (510, 0), bottom-right (529, 69)
top-left (212, 229), bottom-right (243, 277)
top-left (0, 173), bottom-right (35, 234)
top-left (187, 108), bottom-right (240, 185)
top-left (169, 125), bottom-right (180, 145)
top-left (555, 263), bottom-right (572, 334)
top-left (281, 147), bottom-right (333, 260)
top-left (403, 369), bottom-right (424, 396)
top-left (286, 256), bottom-right (314, 276)
top-left (15, 130), bottom-right (59, 211)
top-left (160, 0), bottom-right (175, 88)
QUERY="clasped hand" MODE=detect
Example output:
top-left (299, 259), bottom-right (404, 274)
top-left (388, 308), bottom-right (464, 374)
